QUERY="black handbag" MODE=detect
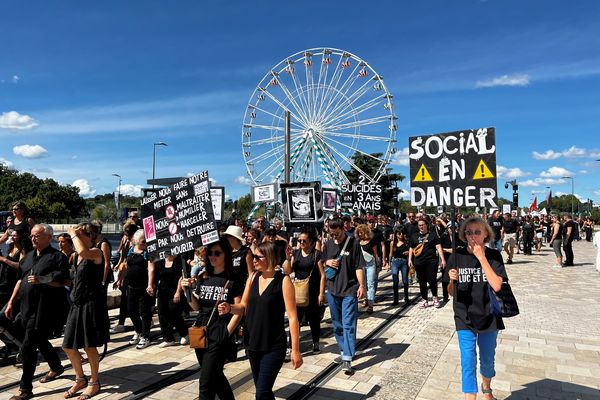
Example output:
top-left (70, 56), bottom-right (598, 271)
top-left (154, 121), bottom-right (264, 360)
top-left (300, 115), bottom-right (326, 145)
top-left (488, 282), bottom-right (520, 318)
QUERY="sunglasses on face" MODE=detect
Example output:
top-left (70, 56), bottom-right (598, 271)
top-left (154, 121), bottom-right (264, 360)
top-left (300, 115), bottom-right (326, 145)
top-left (252, 254), bottom-right (265, 261)
top-left (298, 239), bottom-right (308, 244)
top-left (208, 250), bottom-right (222, 257)
top-left (12, 208), bottom-right (20, 211)
top-left (465, 230), bottom-right (483, 236)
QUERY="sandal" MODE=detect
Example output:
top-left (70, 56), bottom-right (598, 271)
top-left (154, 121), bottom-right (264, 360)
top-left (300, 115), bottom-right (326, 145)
top-left (40, 366), bottom-right (65, 383)
top-left (78, 380), bottom-right (100, 400)
top-left (419, 300), bottom-right (428, 309)
top-left (481, 383), bottom-right (497, 400)
top-left (64, 376), bottom-right (88, 399)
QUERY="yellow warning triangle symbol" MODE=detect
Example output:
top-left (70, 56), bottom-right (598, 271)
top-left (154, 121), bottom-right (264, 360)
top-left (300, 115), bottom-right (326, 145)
top-left (473, 159), bottom-right (494, 180)
top-left (414, 164), bottom-right (433, 182)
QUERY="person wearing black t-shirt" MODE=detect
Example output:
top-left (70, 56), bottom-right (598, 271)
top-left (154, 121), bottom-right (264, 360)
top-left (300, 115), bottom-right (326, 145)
top-left (501, 213), bottom-right (519, 264)
top-left (153, 256), bottom-right (189, 348)
top-left (562, 215), bottom-right (576, 266)
top-left (389, 229), bottom-right (410, 305)
top-left (487, 210), bottom-right (503, 252)
top-left (408, 219), bottom-right (446, 309)
top-left (183, 237), bottom-right (243, 400)
top-left (447, 217), bottom-right (507, 400)
top-left (283, 231), bottom-right (325, 354)
top-left (521, 216), bottom-right (535, 256)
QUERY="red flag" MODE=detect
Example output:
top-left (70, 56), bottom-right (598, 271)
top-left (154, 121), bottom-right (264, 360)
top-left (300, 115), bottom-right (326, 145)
top-left (546, 190), bottom-right (552, 208)
top-left (530, 196), bottom-right (538, 211)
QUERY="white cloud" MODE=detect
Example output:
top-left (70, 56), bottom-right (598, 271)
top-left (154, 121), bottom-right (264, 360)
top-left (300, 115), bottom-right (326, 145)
top-left (390, 147), bottom-right (409, 166)
top-left (540, 166), bottom-right (573, 178)
top-left (561, 146), bottom-right (586, 158)
top-left (12, 75), bottom-right (19, 84)
top-left (13, 144), bottom-right (48, 158)
top-left (520, 177), bottom-right (566, 187)
top-left (475, 74), bottom-right (530, 88)
top-left (72, 179), bottom-right (96, 197)
top-left (0, 111), bottom-right (39, 130)
top-left (595, 190), bottom-right (600, 196)
top-left (532, 150), bottom-right (561, 160)
top-left (555, 191), bottom-right (583, 201)
top-left (234, 176), bottom-right (254, 186)
top-left (579, 170), bottom-right (589, 175)
top-left (0, 157), bottom-right (14, 168)
top-left (119, 184), bottom-right (143, 197)
top-left (496, 165), bottom-right (530, 179)
top-left (397, 188), bottom-right (410, 199)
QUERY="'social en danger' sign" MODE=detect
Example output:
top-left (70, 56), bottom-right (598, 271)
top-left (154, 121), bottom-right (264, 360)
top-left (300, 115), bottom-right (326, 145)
top-left (409, 128), bottom-right (498, 208)
top-left (140, 171), bottom-right (219, 261)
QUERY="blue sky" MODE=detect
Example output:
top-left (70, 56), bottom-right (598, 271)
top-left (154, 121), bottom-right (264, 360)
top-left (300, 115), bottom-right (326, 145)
top-left (1, 0), bottom-right (599, 207)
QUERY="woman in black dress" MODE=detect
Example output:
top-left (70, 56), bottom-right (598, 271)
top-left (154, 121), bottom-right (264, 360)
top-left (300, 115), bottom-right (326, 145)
top-left (227, 242), bottom-right (302, 400)
top-left (62, 223), bottom-right (109, 399)
top-left (283, 231), bottom-right (325, 353)
top-left (0, 230), bottom-right (25, 307)
top-left (0, 201), bottom-right (34, 252)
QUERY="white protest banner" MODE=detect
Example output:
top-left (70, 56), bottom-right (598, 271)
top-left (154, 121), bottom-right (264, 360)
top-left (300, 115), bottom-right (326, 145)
top-left (210, 186), bottom-right (225, 222)
top-left (409, 128), bottom-right (498, 208)
top-left (140, 171), bottom-right (219, 261)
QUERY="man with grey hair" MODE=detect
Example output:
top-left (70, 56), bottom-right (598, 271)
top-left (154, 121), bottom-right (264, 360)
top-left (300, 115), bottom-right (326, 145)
top-left (4, 223), bottom-right (69, 400)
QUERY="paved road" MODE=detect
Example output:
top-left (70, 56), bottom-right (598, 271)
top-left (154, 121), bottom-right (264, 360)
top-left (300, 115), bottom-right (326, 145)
top-left (0, 240), bottom-right (598, 399)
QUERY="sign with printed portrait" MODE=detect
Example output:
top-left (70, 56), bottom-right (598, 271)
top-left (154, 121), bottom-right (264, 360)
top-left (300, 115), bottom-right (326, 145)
top-left (280, 181), bottom-right (324, 223)
top-left (322, 189), bottom-right (337, 212)
top-left (251, 183), bottom-right (277, 204)
top-left (209, 186), bottom-right (225, 222)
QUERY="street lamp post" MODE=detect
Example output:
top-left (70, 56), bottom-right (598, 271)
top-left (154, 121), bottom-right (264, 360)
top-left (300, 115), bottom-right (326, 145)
top-left (152, 142), bottom-right (168, 189)
top-left (112, 173), bottom-right (122, 221)
top-left (562, 176), bottom-right (574, 216)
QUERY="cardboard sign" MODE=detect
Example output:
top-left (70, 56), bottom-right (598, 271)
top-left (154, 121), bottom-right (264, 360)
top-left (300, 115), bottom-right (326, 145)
top-left (409, 128), bottom-right (498, 208)
top-left (210, 186), bottom-right (225, 222)
top-left (281, 181), bottom-right (323, 223)
top-left (251, 183), bottom-right (277, 203)
top-left (341, 175), bottom-right (383, 212)
top-left (140, 171), bottom-right (219, 261)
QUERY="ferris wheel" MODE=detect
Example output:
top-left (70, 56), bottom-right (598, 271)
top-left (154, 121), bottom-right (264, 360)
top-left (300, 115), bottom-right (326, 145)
top-left (241, 47), bottom-right (397, 188)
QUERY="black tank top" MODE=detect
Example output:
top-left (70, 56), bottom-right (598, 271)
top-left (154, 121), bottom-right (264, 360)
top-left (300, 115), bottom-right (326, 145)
top-left (245, 271), bottom-right (286, 352)
top-left (11, 219), bottom-right (32, 252)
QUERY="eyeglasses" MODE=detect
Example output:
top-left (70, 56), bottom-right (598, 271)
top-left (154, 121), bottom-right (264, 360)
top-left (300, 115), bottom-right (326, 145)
top-left (418, 224), bottom-right (427, 227)
top-left (407, 215), bottom-right (415, 218)
top-left (11, 208), bottom-right (20, 211)
top-left (252, 254), bottom-right (265, 261)
top-left (465, 230), bottom-right (483, 236)
top-left (298, 239), bottom-right (308, 244)
top-left (208, 250), bottom-right (223, 257)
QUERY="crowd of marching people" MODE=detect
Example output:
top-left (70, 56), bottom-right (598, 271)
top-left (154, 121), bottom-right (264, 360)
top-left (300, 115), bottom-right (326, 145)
top-left (0, 199), bottom-right (597, 399)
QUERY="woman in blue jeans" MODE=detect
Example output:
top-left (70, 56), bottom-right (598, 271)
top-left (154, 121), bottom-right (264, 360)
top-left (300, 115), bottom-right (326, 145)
top-left (356, 224), bottom-right (379, 314)
top-left (227, 242), bottom-right (302, 399)
top-left (388, 228), bottom-right (410, 305)
top-left (448, 217), bottom-right (507, 400)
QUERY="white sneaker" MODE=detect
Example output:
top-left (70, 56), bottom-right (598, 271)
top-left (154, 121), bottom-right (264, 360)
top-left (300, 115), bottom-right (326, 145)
top-left (110, 325), bottom-right (125, 334)
top-left (179, 336), bottom-right (189, 345)
top-left (128, 333), bottom-right (140, 345)
top-left (285, 348), bottom-right (291, 361)
top-left (136, 337), bottom-right (150, 349)
top-left (158, 341), bottom-right (176, 348)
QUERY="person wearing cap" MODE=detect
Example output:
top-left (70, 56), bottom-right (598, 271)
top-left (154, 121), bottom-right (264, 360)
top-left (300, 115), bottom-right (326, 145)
top-left (222, 226), bottom-right (253, 284)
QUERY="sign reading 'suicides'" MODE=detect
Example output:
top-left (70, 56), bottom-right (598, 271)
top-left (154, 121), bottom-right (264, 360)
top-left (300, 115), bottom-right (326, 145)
top-left (409, 128), bottom-right (498, 208)
top-left (140, 171), bottom-right (219, 261)
top-left (341, 175), bottom-right (383, 212)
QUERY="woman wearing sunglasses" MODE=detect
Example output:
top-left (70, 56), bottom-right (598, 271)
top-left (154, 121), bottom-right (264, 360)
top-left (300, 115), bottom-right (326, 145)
top-left (183, 237), bottom-right (243, 400)
top-left (0, 201), bottom-right (34, 252)
top-left (0, 231), bottom-right (25, 312)
top-left (224, 242), bottom-right (302, 399)
top-left (447, 217), bottom-right (507, 400)
top-left (283, 231), bottom-right (325, 354)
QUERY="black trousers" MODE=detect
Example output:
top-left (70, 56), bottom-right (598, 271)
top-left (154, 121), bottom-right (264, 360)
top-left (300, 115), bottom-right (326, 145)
top-left (195, 326), bottom-right (234, 400)
top-left (523, 233), bottom-right (534, 255)
top-left (157, 290), bottom-right (188, 342)
top-left (415, 261), bottom-right (438, 299)
top-left (127, 287), bottom-right (153, 338)
top-left (563, 239), bottom-right (574, 265)
top-left (20, 318), bottom-right (62, 391)
top-left (247, 349), bottom-right (285, 400)
top-left (117, 282), bottom-right (129, 326)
